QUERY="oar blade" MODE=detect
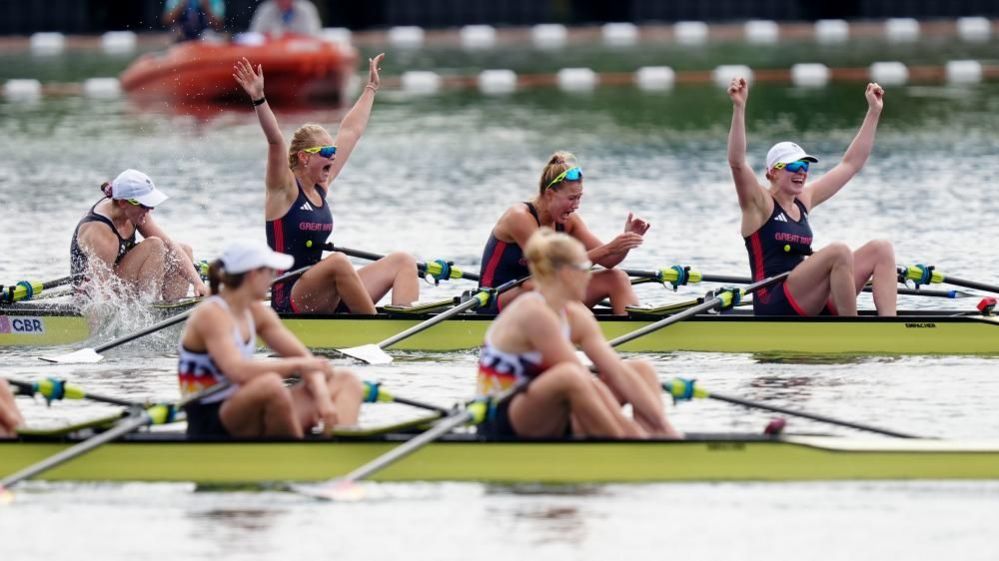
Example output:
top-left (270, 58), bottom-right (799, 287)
top-left (38, 348), bottom-right (103, 364)
top-left (337, 344), bottom-right (393, 365)
top-left (291, 479), bottom-right (367, 502)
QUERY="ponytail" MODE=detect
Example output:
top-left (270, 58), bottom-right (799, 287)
top-left (538, 151), bottom-right (577, 195)
top-left (208, 259), bottom-right (246, 295)
top-left (100, 181), bottom-right (113, 198)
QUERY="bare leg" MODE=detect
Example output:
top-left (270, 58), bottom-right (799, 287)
top-left (853, 239), bottom-right (897, 316)
top-left (291, 252), bottom-right (376, 314)
top-left (115, 237), bottom-right (168, 298)
top-left (785, 242), bottom-right (857, 316)
top-left (160, 242), bottom-right (195, 300)
top-left (289, 368), bottom-right (365, 430)
top-left (356, 251), bottom-right (420, 306)
top-left (584, 269), bottom-right (638, 315)
top-left (605, 359), bottom-right (679, 437)
top-left (219, 374), bottom-right (302, 438)
top-left (507, 362), bottom-right (635, 438)
top-left (0, 379), bottom-right (24, 437)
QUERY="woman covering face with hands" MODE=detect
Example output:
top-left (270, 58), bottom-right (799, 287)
top-left (727, 78), bottom-right (897, 317)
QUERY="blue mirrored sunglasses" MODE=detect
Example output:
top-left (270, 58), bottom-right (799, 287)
top-left (546, 166), bottom-right (584, 191)
top-left (774, 160), bottom-right (809, 173)
top-left (303, 145), bottom-right (337, 159)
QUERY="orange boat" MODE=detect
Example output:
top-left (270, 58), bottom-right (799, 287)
top-left (120, 34), bottom-right (358, 106)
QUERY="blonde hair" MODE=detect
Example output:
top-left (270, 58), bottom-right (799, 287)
top-left (525, 228), bottom-right (585, 280)
top-left (538, 151), bottom-right (578, 195)
top-left (288, 123), bottom-right (330, 170)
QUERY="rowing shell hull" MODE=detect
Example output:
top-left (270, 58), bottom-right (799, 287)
top-left (3, 433), bottom-right (999, 483)
top-left (3, 305), bottom-right (999, 355)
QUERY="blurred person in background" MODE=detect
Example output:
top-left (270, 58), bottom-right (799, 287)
top-left (250, 0), bottom-right (322, 37)
top-left (162, 0), bottom-right (226, 42)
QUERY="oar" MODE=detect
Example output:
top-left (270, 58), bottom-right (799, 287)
top-left (40, 265), bottom-right (313, 364)
top-left (361, 381), bottom-right (450, 415)
top-left (1, 274), bottom-right (80, 304)
top-left (606, 272), bottom-right (790, 348)
top-left (336, 275), bottom-right (530, 364)
top-left (0, 382), bottom-right (231, 498)
top-left (322, 243), bottom-right (479, 283)
top-left (662, 378), bottom-right (918, 438)
top-left (7, 377), bottom-right (139, 408)
top-left (293, 380), bottom-right (525, 501)
top-left (899, 264), bottom-right (999, 295)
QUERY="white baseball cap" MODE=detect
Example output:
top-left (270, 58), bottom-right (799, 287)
top-left (765, 142), bottom-right (818, 170)
top-left (220, 239), bottom-right (294, 274)
top-left (110, 169), bottom-right (169, 208)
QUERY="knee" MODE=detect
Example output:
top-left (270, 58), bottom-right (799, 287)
top-left (331, 369), bottom-right (364, 397)
top-left (141, 236), bottom-right (166, 254)
top-left (609, 268), bottom-right (630, 288)
top-left (545, 362), bottom-right (592, 392)
top-left (869, 239), bottom-right (895, 262)
top-left (826, 242), bottom-right (854, 266)
top-left (179, 243), bottom-right (194, 258)
top-left (325, 252), bottom-right (354, 273)
top-left (626, 359), bottom-right (657, 383)
top-left (246, 372), bottom-right (287, 396)
top-left (389, 251), bottom-right (418, 272)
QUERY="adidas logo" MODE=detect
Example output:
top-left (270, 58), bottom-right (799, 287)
top-left (774, 213), bottom-right (788, 222)
top-left (300, 201), bottom-right (314, 212)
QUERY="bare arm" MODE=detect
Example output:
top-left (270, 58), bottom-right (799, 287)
top-left (138, 216), bottom-right (207, 295)
top-left (76, 224), bottom-right (124, 285)
top-left (727, 78), bottom-right (770, 234)
top-left (570, 214), bottom-right (646, 268)
top-left (327, 54), bottom-right (384, 185)
top-left (233, 58), bottom-right (295, 208)
top-left (803, 83), bottom-right (885, 210)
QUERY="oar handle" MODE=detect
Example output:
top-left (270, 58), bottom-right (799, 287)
top-left (6, 377), bottom-right (138, 408)
top-left (1, 274), bottom-right (80, 304)
top-left (899, 264), bottom-right (999, 295)
top-left (623, 266), bottom-right (752, 288)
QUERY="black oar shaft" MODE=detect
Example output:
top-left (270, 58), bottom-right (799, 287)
top-left (324, 243), bottom-right (481, 282)
top-left (943, 275), bottom-right (999, 294)
top-left (704, 389), bottom-right (918, 439)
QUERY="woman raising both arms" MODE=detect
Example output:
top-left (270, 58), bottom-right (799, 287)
top-left (476, 228), bottom-right (681, 439)
top-left (178, 240), bottom-right (364, 438)
top-left (234, 53), bottom-right (419, 315)
top-left (727, 78), bottom-right (897, 316)
top-left (479, 152), bottom-right (648, 315)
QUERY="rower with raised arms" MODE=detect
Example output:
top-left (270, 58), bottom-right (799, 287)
top-left (727, 78), bottom-right (897, 316)
top-left (178, 239), bottom-right (364, 438)
top-left (476, 228), bottom-right (681, 439)
top-left (233, 53), bottom-right (419, 314)
top-left (479, 151), bottom-right (646, 315)
top-left (70, 169), bottom-right (208, 300)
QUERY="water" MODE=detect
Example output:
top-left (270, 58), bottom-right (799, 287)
top-left (3, 38), bottom-right (999, 559)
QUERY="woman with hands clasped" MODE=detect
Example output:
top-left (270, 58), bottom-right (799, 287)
top-left (727, 77), bottom-right (897, 316)
top-left (234, 53), bottom-right (420, 315)
top-left (479, 151), bottom-right (649, 315)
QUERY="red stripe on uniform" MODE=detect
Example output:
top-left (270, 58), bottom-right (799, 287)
top-left (749, 231), bottom-right (768, 300)
top-left (481, 240), bottom-right (507, 288)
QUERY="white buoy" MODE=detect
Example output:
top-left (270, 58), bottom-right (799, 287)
top-left (713, 65), bottom-right (753, 88)
top-left (388, 26), bottom-right (424, 49)
top-left (946, 60), bottom-right (983, 84)
top-left (478, 69), bottom-right (517, 94)
top-left (321, 27), bottom-right (352, 45)
top-left (29, 32), bottom-right (65, 54)
top-left (814, 19), bottom-right (849, 44)
top-left (674, 21), bottom-right (708, 45)
top-left (400, 71), bottom-right (440, 94)
top-left (557, 68), bottom-right (597, 92)
top-left (869, 62), bottom-right (909, 85)
top-left (635, 66), bottom-right (675, 91)
top-left (461, 25), bottom-right (496, 49)
top-left (533, 24), bottom-right (567, 48)
top-left (602, 23), bottom-right (638, 46)
top-left (745, 20), bottom-right (779, 44)
top-left (791, 63), bottom-right (830, 87)
top-left (885, 18), bottom-right (920, 42)
top-left (83, 77), bottom-right (122, 98)
top-left (957, 17), bottom-right (991, 43)
top-left (4, 79), bottom-right (43, 100)
top-left (101, 31), bottom-right (136, 53)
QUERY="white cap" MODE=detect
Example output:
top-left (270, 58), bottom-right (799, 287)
top-left (220, 239), bottom-right (294, 274)
top-left (110, 169), bottom-right (169, 208)
top-left (765, 142), bottom-right (818, 170)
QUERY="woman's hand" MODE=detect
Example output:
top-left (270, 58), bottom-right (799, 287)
top-left (624, 212), bottom-right (650, 236)
top-left (366, 53), bottom-right (385, 91)
top-left (605, 232), bottom-right (644, 254)
top-left (233, 57), bottom-right (265, 100)
top-left (865, 82), bottom-right (884, 113)
top-left (728, 77), bottom-right (749, 107)
top-left (193, 280), bottom-right (209, 298)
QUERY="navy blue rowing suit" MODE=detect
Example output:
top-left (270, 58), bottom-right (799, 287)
top-left (69, 198), bottom-right (137, 288)
top-left (266, 180), bottom-right (333, 313)
top-left (744, 197), bottom-right (833, 316)
top-left (478, 202), bottom-right (563, 314)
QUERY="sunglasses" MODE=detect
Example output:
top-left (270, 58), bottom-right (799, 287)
top-left (126, 199), bottom-right (153, 210)
top-left (545, 166), bottom-right (583, 191)
top-left (774, 160), bottom-right (810, 173)
top-left (303, 145), bottom-right (337, 159)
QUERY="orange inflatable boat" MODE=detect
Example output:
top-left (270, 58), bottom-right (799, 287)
top-left (120, 35), bottom-right (358, 106)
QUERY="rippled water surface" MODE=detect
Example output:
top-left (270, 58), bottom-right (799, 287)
top-left (2, 39), bottom-right (999, 560)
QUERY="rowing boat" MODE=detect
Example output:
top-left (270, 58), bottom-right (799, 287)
top-left (2, 431), bottom-right (997, 483)
top-left (3, 301), bottom-right (998, 355)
